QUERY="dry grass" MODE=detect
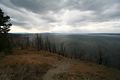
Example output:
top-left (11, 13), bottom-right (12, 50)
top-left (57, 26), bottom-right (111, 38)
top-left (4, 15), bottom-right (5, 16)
top-left (67, 60), bottom-right (120, 80)
top-left (0, 49), bottom-right (63, 80)
top-left (53, 69), bottom-right (120, 80)
top-left (0, 49), bottom-right (120, 80)
top-left (0, 50), bottom-right (63, 66)
top-left (52, 59), bottom-right (120, 80)
top-left (0, 63), bottom-right (52, 80)
top-left (53, 72), bottom-right (108, 80)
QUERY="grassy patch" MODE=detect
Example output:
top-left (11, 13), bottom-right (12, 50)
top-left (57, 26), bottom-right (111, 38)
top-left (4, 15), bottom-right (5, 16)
top-left (0, 63), bottom-right (52, 80)
top-left (53, 72), bottom-right (107, 80)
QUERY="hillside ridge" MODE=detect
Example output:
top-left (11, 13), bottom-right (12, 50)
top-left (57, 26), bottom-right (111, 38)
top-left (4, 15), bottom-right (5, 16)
top-left (0, 49), bottom-right (120, 80)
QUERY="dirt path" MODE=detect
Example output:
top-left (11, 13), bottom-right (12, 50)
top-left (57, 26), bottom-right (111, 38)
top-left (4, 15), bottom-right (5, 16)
top-left (43, 59), bottom-right (70, 80)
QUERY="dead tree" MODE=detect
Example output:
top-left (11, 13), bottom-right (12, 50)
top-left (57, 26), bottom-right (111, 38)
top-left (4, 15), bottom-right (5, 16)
top-left (97, 46), bottom-right (103, 64)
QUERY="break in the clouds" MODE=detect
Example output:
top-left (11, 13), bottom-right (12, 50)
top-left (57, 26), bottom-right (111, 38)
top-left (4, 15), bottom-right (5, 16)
top-left (0, 0), bottom-right (120, 33)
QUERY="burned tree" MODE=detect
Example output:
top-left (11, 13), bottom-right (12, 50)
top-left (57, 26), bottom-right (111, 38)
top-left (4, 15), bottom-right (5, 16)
top-left (35, 34), bottom-right (44, 51)
top-left (97, 46), bottom-right (103, 64)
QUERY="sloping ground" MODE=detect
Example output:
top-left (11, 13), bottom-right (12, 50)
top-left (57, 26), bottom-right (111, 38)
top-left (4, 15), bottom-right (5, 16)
top-left (0, 49), bottom-right (120, 80)
top-left (0, 49), bottom-right (63, 80)
top-left (53, 60), bottom-right (120, 80)
top-left (43, 59), bottom-right (70, 80)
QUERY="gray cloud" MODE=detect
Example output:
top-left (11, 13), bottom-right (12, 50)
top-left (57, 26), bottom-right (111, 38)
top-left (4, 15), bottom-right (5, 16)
top-left (65, 0), bottom-right (120, 21)
top-left (10, 0), bottom-right (64, 13)
top-left (0, 0), bottom-right (120, 33)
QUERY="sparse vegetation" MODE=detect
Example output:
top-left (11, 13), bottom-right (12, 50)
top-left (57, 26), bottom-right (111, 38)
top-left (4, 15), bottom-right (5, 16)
top-left (0, 49), bottom-right (120, 80)
top-left (0, 63), bottom-right (52, 80)
top-left (9, 33), bottom-right (120, 69)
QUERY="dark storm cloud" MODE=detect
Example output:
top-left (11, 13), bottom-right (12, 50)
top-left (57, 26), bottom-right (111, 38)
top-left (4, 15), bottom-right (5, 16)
top-left (66, 0), bottom-right (120, 11)
top-left (10, 0), bottom-right (64, 13)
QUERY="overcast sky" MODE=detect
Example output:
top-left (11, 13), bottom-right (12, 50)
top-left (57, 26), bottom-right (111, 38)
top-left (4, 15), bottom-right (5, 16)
top-left (0, 0), bottom-right (120, 33)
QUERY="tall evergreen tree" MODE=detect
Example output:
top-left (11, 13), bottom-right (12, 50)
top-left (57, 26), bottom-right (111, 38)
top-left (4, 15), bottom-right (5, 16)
top-left (0, 8), bottom-right (12, 53)
top-left (0, 9), bottom-right (12, 34)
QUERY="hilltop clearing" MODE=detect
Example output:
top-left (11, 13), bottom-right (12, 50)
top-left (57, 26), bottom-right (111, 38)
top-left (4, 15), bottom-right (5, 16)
top-left (0, 49), bottom-right (120, 80)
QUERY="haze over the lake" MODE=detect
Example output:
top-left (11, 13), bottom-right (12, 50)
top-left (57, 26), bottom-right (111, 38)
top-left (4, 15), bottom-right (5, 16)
top-left (0, 0), bottom-right (120, 33)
